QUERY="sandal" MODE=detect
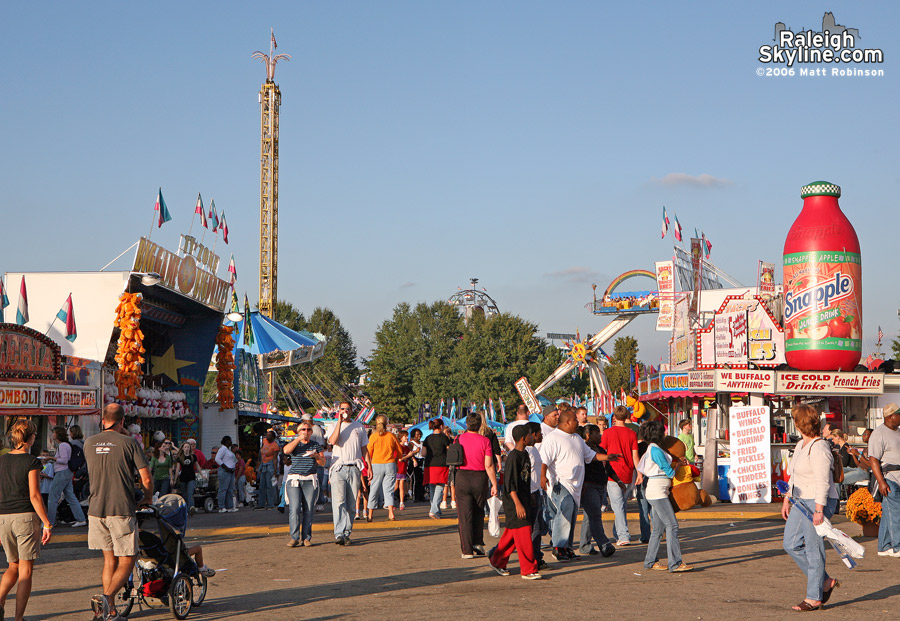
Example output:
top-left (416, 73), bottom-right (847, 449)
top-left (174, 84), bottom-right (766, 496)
top-left (821, 579), bottom-right (841, 604)
top-left (791, 600), bottom-right (821, 611)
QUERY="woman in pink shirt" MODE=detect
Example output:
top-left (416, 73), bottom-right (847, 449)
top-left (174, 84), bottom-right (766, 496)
top-left (455, 413), bottom-right (499, 559)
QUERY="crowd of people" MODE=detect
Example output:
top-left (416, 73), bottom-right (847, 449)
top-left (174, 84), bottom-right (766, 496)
top-left (2, 399), bottom-right (900, 617)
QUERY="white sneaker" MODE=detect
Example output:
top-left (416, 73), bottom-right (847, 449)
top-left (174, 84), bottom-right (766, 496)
top-left (71, 521), bottom-right (87, 527)
top-left (451, 501), bottom-right (457, 509)
top-left (218, 508), bottom-right (227, 513)
top-left (440, 501), bottom-right (448, 509)
top-left (198, 565), bottom-right (216, 577)
top-left (877, 549), bottom-right (895, 556)
top-left (227, 508), bottom-right (238, 513)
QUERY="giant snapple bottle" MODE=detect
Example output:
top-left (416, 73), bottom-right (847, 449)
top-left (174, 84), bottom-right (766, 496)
top-left (783, 181), bottom-right (862, 371)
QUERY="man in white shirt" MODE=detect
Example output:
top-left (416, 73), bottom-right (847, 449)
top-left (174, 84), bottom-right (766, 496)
top-left (540, 410), bottom-right (618, 562)
top-left (539, 406), bottom-right (560, 444)
top-left (327, 401), bottom-right (369, 545)
top-left (869, 403), bottom-right (900, 555)
top-left (214, 436), bottom-right (238, 513)
top-left (504, 404), bottom-right (532, 450)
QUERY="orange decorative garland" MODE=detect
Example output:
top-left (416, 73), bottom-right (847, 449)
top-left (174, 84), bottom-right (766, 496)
top-left (216, 325), bottom-right (236, 410)
top-left (846, 487), bottom-right (882, 525)
top-left (114, 292), bottom-right (145, 400)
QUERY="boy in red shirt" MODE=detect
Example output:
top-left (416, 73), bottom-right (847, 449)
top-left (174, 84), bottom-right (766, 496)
top-left (600, 405), bottom-right (640, 546)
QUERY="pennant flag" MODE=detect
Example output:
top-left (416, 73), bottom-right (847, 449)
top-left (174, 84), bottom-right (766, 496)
top-left (272, 29), bottom-right (277, 50)
top-left (629, 364), bottom-right (635, 386)
top-left (195, 194), bottom-right (207, 228)
top-left (702, 232), bottom-right (712, 259)
top-left (228, 254), bottom-right (237, 285)
top-left (499, 399), bottom-right (507, 423)
top-left (16, 276), bottom-right (28, 325)
top-left (242, 294), bottom-right (254, 346)
top-left (230, 287), bottom-right (240, 315)
top-left (439, 399), bottom-right (445, 417)
top-left (673, 213), bottom-right (683, 242)
top-left (220, 211), bottom-right (229, 244)
top-left (209, 200), bottom-right (219, 233)
top-left (155, 188), bottom-right (172, 228)
top-left (362, 407), bottom-right (377, 424)
top-left (661, 206), bottom-right (669, 239)
top-left (0, 276), bottom-right (8, 323)
top-left (877, 325), bottom-right (884, 346)
top-left (449, 399), bottom-right (457, 422)
top-left (56, 294), bottom-right (77, 342)
top-left (489, 399), bottom-right (496, 422)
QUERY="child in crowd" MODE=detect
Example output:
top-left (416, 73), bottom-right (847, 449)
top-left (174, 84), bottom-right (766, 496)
top-left (396, 430), bottom-right (412, 510)
top-left (488, 424), bottom-right (540, 579)
top-left (39, 450), bottom-right (54, 507)
top-left (526, 422), bottom-right (548, 569)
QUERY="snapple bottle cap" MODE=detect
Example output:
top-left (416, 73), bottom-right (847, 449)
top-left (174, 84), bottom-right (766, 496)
top-left (800, 181), bottom-right (841, 199)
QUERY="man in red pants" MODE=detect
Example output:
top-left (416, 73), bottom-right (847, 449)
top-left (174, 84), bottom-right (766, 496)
top-left (489, 424), bottom-right (540, 579)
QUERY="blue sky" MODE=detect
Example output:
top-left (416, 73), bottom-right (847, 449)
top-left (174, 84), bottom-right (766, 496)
top-left (2, 2), bottom-right (898, 368)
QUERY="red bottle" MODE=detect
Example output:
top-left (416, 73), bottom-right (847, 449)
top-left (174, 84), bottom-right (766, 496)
top-left (783, 181), bottom-right (861, 371)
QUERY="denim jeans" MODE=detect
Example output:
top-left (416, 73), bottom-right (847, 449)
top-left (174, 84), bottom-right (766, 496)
top-left (531, 491), bottom-right (547, 562)
top-left (644, 496), bottom-right (683, 571)
top-left (636, 481), bottom-right (651, 542)
top-left (154, 478), bottom-right (171, 497)
top-left (368, 462), bottom-right (398, 509)
top-left (315, 465), bottom-right (327, 504)
top-left (236, 475), bottom-right (247, 504)
top-left (179, 479), bottom-right (196, 506)
top-left (331, 465), bottom-right (360, 539)
top-left (429, 484), bottom-right (445, 517)
top-left (579, 484), bottom-right (611, 553)
top-left (286, 478), bottom-right (318, 542)
top-left (878, 479), bottom-right (900, 553)
top-left (783, 495), bottom-right (838, 600)
top-left (47, 469), bottom-right (85, 525)
top-left (841, 467), bottom-right (868, 486)
top-left (258, 461), bottom-right (277, 508)
top-left (217, 468), bottom-right (235, 510)
top-left (546, 483), bottom-right (578, 549)
top-left (606, 479), bottom-right (631, 543)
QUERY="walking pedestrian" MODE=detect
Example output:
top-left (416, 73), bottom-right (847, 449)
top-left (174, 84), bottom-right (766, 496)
top-left (601, 405), bottom-right (640, 546)
top-left (540, 410), bottom-right (618, 562)
top-left (214, 436), bottom-right (238, 513)
top-left (410, 428), bottom-right (427, 503)
top-left (867, 403), bottom-right (900, 559)
top-left (489, 424), bottom-right (540, 579)
top-left (456, 413), bottom-right (499, 559)
top-left (149, 439), bottom-right (174, 497)
top-left (424, 419), bottom-right (452, 519)
top-left (85, 403), bottom-right (152, 621)
top-left (46, 426), bottom-right (87, 528)
top-left (0, 420), bottom-right (53, 621)
top-left (233, 446), bottom-right (247, 506)
top-left (174, 441), bottom-right (200, 507)
top-left (366, 415), bottom-right (401, 522)
top-left (257, 430), bottom-right (280, 510)
top-left (282, 421), bottom-right (325, 547)
top-left (525, 422), bottom-right (548, 570)
top-left (638, 419), bottom-right (693, 574)
top-left (504, 404), bottom-right (531, 450)
top-left (327, 401), bottom-right (368, 545)
top-left (782, 404), bottom-right (839, 610)
top-left (578, 424), bottom-right (618, 557)
top-left (396, 430), bottom-right (413, 509)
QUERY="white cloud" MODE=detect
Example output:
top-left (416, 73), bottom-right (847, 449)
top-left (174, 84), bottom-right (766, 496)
top-left (653, 173), bottom-right (734, 187)
top-left (399, 281), bottom-right (416, 289)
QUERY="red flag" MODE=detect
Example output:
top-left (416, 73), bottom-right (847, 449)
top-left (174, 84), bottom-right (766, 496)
top-left (196, 194), bottom-right (207, 228)
top-left (220, 211), bottom-right (229, 244)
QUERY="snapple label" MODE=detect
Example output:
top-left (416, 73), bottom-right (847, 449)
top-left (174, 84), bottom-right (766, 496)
top-left (783, 181), bottom-right (861, 371)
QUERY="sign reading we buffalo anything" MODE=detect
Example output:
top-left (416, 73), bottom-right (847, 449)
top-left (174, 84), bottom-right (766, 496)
top-left (728, 405), bottom-right (772, 503)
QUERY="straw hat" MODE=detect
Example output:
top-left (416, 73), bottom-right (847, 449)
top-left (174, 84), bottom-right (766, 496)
top-left (884, 403), bottom-right (900, 417)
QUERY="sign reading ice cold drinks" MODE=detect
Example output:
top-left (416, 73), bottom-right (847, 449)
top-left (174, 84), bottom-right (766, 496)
top-left (728, 405), bottom-right (771, 503)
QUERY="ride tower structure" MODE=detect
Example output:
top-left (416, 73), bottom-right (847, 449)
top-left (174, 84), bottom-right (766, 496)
top-left (252, 31), bottom-right (291, 320)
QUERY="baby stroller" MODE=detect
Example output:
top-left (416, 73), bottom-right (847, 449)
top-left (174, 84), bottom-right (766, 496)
top-left (114, 494), bottom-right (209, 619)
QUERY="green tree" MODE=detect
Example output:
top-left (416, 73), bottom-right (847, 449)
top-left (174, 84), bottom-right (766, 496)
top-left (367, 303), bottom-right (421, 422)
top-left (306, 307), bottom-right (359, 387)
top-left (604, 336), bottom-right (643, 393)
top-left (892, 335), bottom-right (900, 360)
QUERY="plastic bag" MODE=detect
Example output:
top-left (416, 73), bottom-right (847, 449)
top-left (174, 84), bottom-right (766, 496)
top-left (487, 496), bottom-right (502, 537)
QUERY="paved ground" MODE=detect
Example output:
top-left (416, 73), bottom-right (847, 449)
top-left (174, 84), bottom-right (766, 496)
top-left (7, 501), bottom-right (900, 620)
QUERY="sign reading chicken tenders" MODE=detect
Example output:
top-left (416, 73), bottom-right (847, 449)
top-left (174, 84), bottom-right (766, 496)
top-left (728, 405), bottom-right (771, 503)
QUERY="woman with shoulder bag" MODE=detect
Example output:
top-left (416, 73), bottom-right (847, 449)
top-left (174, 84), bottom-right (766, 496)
top-left (782, 404), bottom-right (840, 612)
top-left (455, 413), bottom-right (499, 559)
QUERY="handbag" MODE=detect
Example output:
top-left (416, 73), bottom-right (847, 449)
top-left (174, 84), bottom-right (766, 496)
top-left (868, 464), bottom-right (900, 502)
top-left (445, 436), bottom-right (466, 467)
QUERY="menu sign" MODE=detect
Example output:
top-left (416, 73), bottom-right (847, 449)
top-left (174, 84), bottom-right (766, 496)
top-left (688, 370), bottom-right (716, 392)
top-left (42, 386), bottom-right (99, 409)
top-left (0, 383), bottom-right (40, 408)
top-left (728, 406), bottom-right (772, 503)
top-left (715, 310), bottom-right (748, 365)
top-left (655, 260), bottom-right (675, 331)
top-left (0, 325), bottom-right (61, 380)
top-left (716, 369), bottom-right (775, 392)
top-left (776, 371), bottom-right (884, 395)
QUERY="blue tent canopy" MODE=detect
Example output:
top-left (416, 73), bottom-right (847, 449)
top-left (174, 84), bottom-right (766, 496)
top-left (227, 310), bottom-right (325, 363)
top-left (407, 416), bottom-right (466, 438)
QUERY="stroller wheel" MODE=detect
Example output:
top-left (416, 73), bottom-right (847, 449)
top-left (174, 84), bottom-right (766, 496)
top-left (168, 574), bottom-right (193, 619)
top-left (203, 497), bottom-right (215, 513)
top-left (192, 573), bottom-right (208, 606)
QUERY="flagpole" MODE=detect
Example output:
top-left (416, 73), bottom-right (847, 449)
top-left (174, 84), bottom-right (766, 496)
top-left (148, 204), bottom-right (157, 241)
top-left (187, 200), bottom-right (197, 239)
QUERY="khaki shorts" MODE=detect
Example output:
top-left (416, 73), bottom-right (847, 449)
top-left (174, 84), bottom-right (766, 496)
top-left (0, 512), bottom-right (41, 563)
top-left (88, 516), bottom-right (139, 557)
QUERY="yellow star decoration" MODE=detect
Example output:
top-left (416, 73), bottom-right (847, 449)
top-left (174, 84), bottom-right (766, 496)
top-left (151, 345), bottom-right (194, 383)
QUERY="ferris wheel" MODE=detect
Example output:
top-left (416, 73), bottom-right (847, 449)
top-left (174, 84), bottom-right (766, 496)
top-left (447, 277), bottom-right (500, 320)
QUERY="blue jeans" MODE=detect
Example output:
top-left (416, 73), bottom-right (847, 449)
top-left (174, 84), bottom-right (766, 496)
top-left (547, 483), bottom-right (578, 549)
top-left (783, 495), bottom-right (838, 600)
top-left (636, 481), bottom-right (651, 541)
top-left (236, 475), bottom-right (247, 504)
top-left (644, 496), bottom-right (683, 571)
top-left (579, 484), bottom-right (611, 553)
top-left (331, 465), bottom-right (360, 539)
top-left (154, 478), bottom-right (171, 497)
top-left (316, 465), bottom-right (327, 504)
top-left (47, 469), bottom-right (85, 525)
top-left (368, 463), bottom-right (397, 509)
top-left (606, 479), bottom-right (631, 543)
top-left (429, 484), bottom-right (445, 517)
top-left (532, 491), bottom-right (546, 562)
top-left (841, 467), bottom-right (868, 486)
top-left (286, 478), bottom-right (318, 542)
top-left (179, 479), bottom-right (196, 506)
top-left (878, 479), bottom-right (900, 553)
top-left (217, 468), bottom-right (235, 509)
top-left (258, 461), bottom-right (277, 508)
